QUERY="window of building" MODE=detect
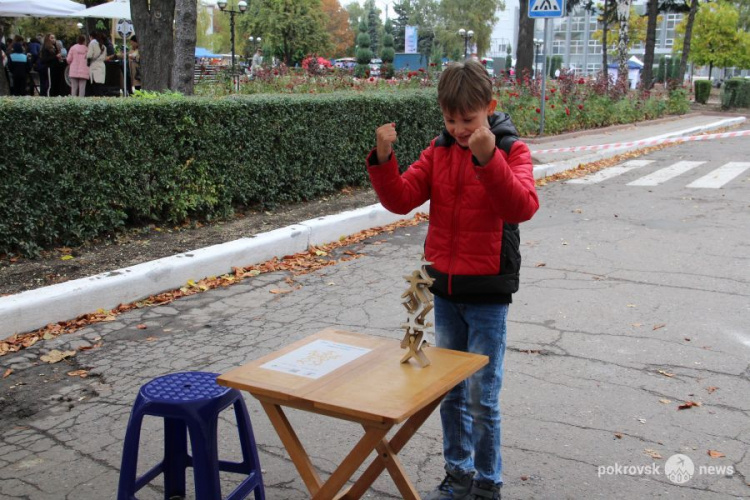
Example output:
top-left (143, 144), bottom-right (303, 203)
top-left (552, 40), bottom-right (566, 55)
top-left (588, 39), bottom-right (602, 54)
top-left (570, 39), bottom-right (584, 55)
top-left (571, 16), bottom-right (586, 32)
top-left (586, 63), bottom-right (601, 75)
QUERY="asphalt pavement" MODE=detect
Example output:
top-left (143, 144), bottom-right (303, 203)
top-left (0, 112), bottom-right (748, 499)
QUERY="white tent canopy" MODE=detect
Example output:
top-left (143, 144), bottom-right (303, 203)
top-left (64, 0), bottom-right (131, 19)
top-left (0, 0), bottom-right (85, 17)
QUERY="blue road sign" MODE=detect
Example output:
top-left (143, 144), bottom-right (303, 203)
top-left (529, 0), bottom-right (566, 18)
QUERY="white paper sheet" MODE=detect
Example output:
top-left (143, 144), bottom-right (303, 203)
top-left (261, 339), bottom-right (371, 379)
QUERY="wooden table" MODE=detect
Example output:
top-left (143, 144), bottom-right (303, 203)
top-left (218, 328), bottom-right (488, 500)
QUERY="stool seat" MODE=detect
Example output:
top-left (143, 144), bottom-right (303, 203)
top-left (118, 371), bottom-right (264, 500)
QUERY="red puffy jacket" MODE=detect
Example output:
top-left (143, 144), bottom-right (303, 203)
top-left (367, 113), bottom-right (539, 302)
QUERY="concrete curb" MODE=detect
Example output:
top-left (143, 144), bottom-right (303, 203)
top-left (531, 116), bottom-right (747, 179)
top-left (0, 203), bottom-right (428, 337)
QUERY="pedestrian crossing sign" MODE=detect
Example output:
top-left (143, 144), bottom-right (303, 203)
top-left (529, 0), bottom-right (565, 18)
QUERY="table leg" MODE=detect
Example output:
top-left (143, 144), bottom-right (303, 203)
top-left (311, 425), bottom-right (389, 500)
top-left (343, 395), bottom-right (444, 499)
top-left (260, 402), bottom-right (323, 495)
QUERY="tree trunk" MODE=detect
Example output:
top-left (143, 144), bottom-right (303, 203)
top-left (677, 0), bottom-right (699, 85)
top-left (602, 0), bottom-right (609, 84)
top-left (516, 0), bottom-right (536, 81)
top-left (131, 0), bottom-right (176, 91)
top-left (616, 0), bottom-right (632, 89)
top-left (641, 0), bottom-right (658, 89)
top-left (172, 0), bottom-right (197, 95)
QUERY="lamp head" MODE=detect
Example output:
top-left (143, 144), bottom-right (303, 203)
top-left (257, 37), bottom-right (261, 43)
top-left (468, 30), bottom-right (474, 39)
top-left (238, 0), bottom-right (247, 12)
top-left (458, 28), bottom-right (466, 37)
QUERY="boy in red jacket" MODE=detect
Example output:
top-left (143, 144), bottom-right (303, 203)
top-left (366, 60), bottom-right (539, 500)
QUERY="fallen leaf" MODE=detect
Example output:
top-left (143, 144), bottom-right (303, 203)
top-left (657, 370), bottom-right (675, 378)
top-left (707, 450), bottom-right (725, 458)
top-left (627, 304), bottom-right (637, 308)
top-left (520, 475), bottom-right (529, 481)
top-left (40, 349), bottom-right (76, 363)
top-left (3, 368), bottom-right (12, 378)
top-left (631, 323), bottom-right (643, 327)
top-left (136, 324), bottom-right (147, 330)
top-left (614, 432), bottom-right (623, 439)
top-left (659, 399), bottom-right (672, 404)
top-left (61, 255), bottom-right (74, 261)
top-left (145, 336), bottom-right (157, 342)
top-left (573, 208), bottom-right (583, 213)
top-left (645, 449), bottom-right (663, 459)
top-left (43, 332), bottom-right (55, 340)
top-left (67, 369), bottom-right (88, 378)
top-left (315, 250), bottom-right (328, 256)
top-left (678, 401), bottom-right (702, 410)
top-left (637, 418), bottom-right (647, 424)
top-left (270, 289), bottom-right (292, 294)
top-left (535, 262), bottom-right (546, 267)
top-left (652, 323), bottom-right (666, 331)
top-left (684, 337), bottom-right (691, 341)
top-left (706, 386), bottom-right (718, 394)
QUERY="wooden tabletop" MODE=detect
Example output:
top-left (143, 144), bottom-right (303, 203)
top-left (218, 328), bottom-right (488, 425)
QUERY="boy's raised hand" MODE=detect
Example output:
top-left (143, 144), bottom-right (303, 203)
top-left (376, 123), bottom-right (397, 164)
top-left (468, 118), bottom-right (496, 166)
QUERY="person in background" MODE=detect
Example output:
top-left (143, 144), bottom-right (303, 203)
top-left (26, 35), bottom-right (41, 95)
top-left (56, 39), bottom-right (67, 58)
top-left (128, 36), bottom-right (141, 93)
top-left (87, 32), bottom-right (107, 96)
top-left (251, 48), bottom-right (263, 76)
top-left (8, 40), bottom-right (30, 96)
top-left (39, 33), bottom-right (63, 96)
top-left (66, 34), bottom-right (89, 97)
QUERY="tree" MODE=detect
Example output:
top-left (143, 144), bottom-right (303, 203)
top-left (131, 0), bottom-right (176, 91)
top-left (436, 0), bottom-right (502, 57)
top-left (355, 18), bottom-right (373, 77)
top-left (381, 18), bottom-right (395, 78)
top-left (392, 0), bottom-right (412, 52)
top-left (322, 0), bottom-right (354, 57)
top-left (676, 0), bottom-right (699, 84)
top-left (640, 0), bottom-right (660, 88)
top-left (505, 44), bottom-right (513, 75)
top-left (676, 1), bottom-right (748, 79)
top-left (516, 0), bottom-right (535, 79)
top-left (365, 0), bottom-right (382, 54)
top-left (616, 0), bottom-right (633, 88)
top-left (240, 0), bottom-right (330, 66)
top-left (172, 0), bottom-right (197, 95)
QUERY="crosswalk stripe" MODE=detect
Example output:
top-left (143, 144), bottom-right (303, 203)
top-left (627, 161), bottom-right (705, 186)
top-left (686, 162), bottom-right (750, 189)
top-left (567, 160), bottom-right (654, 184)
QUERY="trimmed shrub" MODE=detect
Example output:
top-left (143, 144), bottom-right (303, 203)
top-left (0, 91), bottom-right (443, 255)
top-left (720, 78), bottom-right (750, 109)
top-left (694, 80), bottom-right (711, 104)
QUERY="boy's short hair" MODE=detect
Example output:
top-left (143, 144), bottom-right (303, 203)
top-left (438, 60), bottom-right (493, 114)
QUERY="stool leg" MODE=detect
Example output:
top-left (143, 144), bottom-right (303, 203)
top-left (187, 416), bottom-right (222, 500)
top-left (118, 403), bottom-right (146, 500)
top-left (233, 399), bottom-right (265, 500)
top-left (163, 418), bottom-right (188, 500)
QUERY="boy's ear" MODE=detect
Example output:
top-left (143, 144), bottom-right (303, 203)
top-left (487, 99), bottom-right (498, 115)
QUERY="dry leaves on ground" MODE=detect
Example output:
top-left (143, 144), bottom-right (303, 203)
top-left (40, 349), bottom-right (76, 364)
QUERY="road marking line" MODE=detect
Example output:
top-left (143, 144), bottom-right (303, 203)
top-left (627, 161), bottom-right (706, 186)
top-left (567, 160), bottom-right (654, 184)
top-left (686, 162), bottom-right (750, 189)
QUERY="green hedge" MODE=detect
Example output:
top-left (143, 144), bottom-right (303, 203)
top-left (694, 80), bottom-right (711, 104)
top-left (0, 91), bottom-right (443, 256)
top-left (721, 78), bottom-right (750, 109)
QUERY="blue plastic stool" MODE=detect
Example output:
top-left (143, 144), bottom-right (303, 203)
top-left (117, 371), bottom-right (264, 500)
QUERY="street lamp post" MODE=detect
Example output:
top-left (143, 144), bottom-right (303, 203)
top-left (533, 38), bottom-right (543, 79)
top-left (217, 0), bottom-right (247, 92)
top-left (458, 28), bottom-right (474, 60)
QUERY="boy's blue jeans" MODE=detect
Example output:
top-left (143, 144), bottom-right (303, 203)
top-left (433, 295), bottom-right (509, 485)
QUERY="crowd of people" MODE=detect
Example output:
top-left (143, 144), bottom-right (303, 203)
top-left (1, 31), bottom-right (141, 97)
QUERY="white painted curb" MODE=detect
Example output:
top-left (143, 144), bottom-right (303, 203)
top-left (532, 116), bottom-right (747, 179)
top-left (0, 202), bottom-right (428, 337)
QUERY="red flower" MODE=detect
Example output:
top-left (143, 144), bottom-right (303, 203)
top-left (545, 95), bottom-right (549, 101)
top-left (418, 68), bottom-right (425, 73)
top-left (535, 108), bottom-right (541, 113)
top-left (550, 88), bottom-right (556, 93)
top-left (578, 78), bottom-right (585, 84)
top-left (565, 107), bottom-right (570, 116)
top-left (273, 69), bottom-right (279, 75)
top-left (430, 62), bottom-right (436, 67)
top-left (369, 77), bottom-right (375, 82)
top-left (578, 104), bottom-right (584, 110)
top-left (550, 104), bottom-right (555, 109)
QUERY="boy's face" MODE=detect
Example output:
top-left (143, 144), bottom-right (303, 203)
top-left (442, 99), bottom-right (497, 147)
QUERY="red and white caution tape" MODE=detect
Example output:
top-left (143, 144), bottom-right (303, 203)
top-left (532, 129), bottom-right (750, 155)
